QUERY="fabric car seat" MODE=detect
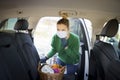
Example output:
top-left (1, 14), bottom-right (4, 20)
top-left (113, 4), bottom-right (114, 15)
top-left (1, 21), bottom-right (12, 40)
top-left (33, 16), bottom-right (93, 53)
top-left (0, 32), bottom-right (31, 80)
top-left (88, 19), bottom-right (120, 80)
top-left (14, 19), bottom-right (40, 80)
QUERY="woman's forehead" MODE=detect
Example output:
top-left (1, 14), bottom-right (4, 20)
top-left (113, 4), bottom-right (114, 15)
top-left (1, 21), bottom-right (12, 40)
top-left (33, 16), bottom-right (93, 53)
top-left (57, 24), bottom-right (67, 28)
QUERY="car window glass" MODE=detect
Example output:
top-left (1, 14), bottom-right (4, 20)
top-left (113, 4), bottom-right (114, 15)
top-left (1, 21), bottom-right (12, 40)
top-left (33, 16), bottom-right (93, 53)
top-left (0, 18), bottom-right (17, 30)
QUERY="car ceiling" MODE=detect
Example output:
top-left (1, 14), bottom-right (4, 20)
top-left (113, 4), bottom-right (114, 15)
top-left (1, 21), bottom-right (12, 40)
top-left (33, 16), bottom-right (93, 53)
top-left (0, 0), bottom-right (120, 41)
top-left (0, 0), bottom-right (120, 12)
top-left (0, 0), bottom-right (120, 16)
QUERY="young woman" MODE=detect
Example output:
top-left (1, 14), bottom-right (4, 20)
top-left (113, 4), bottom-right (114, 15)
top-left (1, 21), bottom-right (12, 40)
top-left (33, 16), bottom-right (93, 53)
top-left (41, 18), bottom-right (80, 78)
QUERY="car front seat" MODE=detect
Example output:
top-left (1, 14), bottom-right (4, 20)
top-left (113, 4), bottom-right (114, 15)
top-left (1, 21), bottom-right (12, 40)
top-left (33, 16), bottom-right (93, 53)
top-left (14, 19), bottom-right (40, 80)
top-left (89, 19), bottom-right (120, 80)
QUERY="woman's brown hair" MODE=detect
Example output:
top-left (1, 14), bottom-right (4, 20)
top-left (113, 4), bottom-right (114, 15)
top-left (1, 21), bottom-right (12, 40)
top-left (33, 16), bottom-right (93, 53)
top-left (57, 18), bottom-right (69, 29)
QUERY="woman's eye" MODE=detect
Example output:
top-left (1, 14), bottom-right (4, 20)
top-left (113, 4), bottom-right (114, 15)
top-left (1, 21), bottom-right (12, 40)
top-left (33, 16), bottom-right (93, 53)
top-left (62, 29), bottom-right (65, 31)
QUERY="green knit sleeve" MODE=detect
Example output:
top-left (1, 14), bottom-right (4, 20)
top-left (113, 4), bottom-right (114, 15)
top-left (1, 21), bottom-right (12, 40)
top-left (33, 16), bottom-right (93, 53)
top-left (64, 36), bottom-right (80, 63)
top-left (47, 35), bottom-right (57, 58)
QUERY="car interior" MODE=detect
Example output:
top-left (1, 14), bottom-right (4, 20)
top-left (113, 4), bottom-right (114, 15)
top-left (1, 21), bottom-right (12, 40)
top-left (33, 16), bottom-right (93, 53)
top-left (0, 0), bottom-right (120, 80)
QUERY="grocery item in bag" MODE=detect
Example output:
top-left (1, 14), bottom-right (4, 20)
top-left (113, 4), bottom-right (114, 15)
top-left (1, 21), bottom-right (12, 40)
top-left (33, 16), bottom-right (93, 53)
top-left (41, 65), bottom-right (54, 74)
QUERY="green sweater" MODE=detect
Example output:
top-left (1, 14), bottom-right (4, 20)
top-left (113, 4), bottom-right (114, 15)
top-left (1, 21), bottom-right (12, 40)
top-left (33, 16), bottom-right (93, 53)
top-left (47, 32), bottom-right (80, 64)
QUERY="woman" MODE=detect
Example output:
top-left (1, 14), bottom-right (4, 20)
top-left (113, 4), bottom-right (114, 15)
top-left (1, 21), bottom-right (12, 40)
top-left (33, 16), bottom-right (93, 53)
top-left (41, 18), bottom-right (80, 77)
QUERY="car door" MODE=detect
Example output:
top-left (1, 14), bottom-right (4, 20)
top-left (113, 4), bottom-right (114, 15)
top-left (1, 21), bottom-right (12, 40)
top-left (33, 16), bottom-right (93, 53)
top-left (69, 18), bottom-right (91, 80)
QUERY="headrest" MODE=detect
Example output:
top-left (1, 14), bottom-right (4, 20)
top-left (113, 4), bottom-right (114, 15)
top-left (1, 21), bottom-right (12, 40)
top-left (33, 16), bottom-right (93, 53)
top-left (14, 19), bottom-right (28, 30)
top-left (100, 19), bottom-right (119, 37)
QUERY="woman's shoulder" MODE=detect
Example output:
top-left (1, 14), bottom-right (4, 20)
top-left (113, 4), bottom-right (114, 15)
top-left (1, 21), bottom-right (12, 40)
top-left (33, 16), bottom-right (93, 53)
top-left (70, 32), bottom-right (79, 39)
top-left (52, 34), bottom-right (60, 41)
top-left (69, 32), bottom-right (80, 44)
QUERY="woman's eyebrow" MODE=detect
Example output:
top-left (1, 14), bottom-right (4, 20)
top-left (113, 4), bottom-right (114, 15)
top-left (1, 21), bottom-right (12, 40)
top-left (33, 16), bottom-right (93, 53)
top-left (62, 29), bottom-right (65, 31)
top-left (57, 29), bottom-right (60, 31)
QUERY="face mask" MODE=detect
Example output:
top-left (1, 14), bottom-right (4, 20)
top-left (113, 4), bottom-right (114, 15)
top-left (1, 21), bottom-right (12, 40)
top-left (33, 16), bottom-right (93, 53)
top-left (57, 31), bottom-right (67, 38)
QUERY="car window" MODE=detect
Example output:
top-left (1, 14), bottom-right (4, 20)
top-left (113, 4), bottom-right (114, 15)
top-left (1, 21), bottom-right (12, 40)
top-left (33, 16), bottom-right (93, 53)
top-left (0, 18), bottom-right (17, 30)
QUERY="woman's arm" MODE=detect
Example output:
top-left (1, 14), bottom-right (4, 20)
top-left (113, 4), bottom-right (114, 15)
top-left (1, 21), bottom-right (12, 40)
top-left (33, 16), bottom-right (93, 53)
top-left (64, 37), bottom-right (80, 60)
top-left (47, 35), bottom-right (57, 58)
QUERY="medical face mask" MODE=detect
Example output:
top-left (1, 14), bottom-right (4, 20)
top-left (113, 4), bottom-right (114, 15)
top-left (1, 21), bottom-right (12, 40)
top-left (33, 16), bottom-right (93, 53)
top-left (57, 31), bottom-right (67, 38)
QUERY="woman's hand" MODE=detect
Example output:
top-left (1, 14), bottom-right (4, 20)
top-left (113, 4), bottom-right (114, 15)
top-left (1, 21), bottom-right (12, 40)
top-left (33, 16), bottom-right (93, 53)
top-left (40, 56), bottom-right (49, 63)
